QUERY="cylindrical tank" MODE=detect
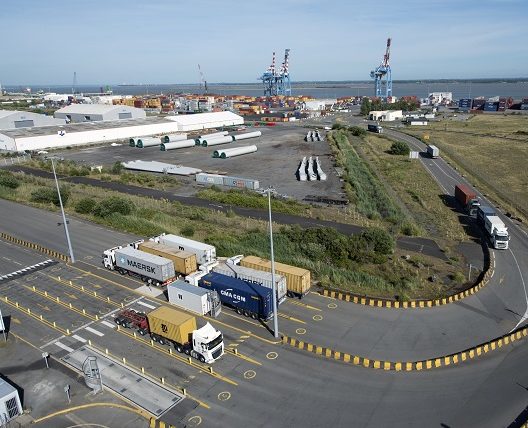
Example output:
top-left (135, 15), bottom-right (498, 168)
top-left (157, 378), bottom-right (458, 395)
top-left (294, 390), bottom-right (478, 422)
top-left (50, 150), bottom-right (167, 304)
top-left (232, 131), bottom-right (262, 141)
top-left (136, 137), bottom-right (160, 148)
top-left (129, 138), bottom-right (137, 147)
top-left (215, 145), bottom-right (258, 159)
top-left (195, 131), bottom-right (229, 145)
top-left (162, 134), bottom-right (187, 144)
top-left (202, 136), bottom-right (234, 147)
top-left (160, 139), bottom-right (196, 151)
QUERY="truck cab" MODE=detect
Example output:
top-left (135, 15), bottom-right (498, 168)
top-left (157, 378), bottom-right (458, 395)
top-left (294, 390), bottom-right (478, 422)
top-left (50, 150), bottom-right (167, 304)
top-left (192, 323), bottom-right (224, 363)
top-left (102, 246), bottom-right (122, 270)
top-left (484, 215), bottom-right (510, 250)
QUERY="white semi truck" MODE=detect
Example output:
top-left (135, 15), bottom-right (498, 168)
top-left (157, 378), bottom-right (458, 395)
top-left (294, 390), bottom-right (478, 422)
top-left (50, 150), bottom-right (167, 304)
top-left (484, 215), bottom-right (510, 250)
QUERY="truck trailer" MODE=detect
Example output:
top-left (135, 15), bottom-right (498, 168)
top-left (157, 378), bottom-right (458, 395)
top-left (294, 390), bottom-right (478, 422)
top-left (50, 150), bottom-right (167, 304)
top-left (454, 184), bottom-right (481, 216)
top-left (484, 215), bottom-right (510, 250)
top-left (167, 279), bottom-right (221, 317)
top-left (198, 272), bottom-right (274, 320)
top-left (153, 234), bottom-right (216, 265)
top-left (214, 261), bottom-right (287, 304)
top-left (138, 241), bottom-right (197, 275)
top-left (114, 306), bottom-right (224, 363)
top-left (239, 255), bottom-right (311, 298)
top-left (102, 246), bottom-right (175, 287)
top-left (476, 205), bottom-right (496, 226)
top-left (426, 145), bottom-right (439, 158)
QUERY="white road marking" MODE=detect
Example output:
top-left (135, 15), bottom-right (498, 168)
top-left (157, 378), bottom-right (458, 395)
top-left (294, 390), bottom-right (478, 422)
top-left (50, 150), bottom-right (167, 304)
top-left (509, 249), bottom-right (528, 332)
top-left (85, 326), bottom-right (105, 337)
top-left (101, 320), bottom-right (116, 329)
top-left (72, 334), bottom-right (87, 343)
top-left (55, 341), bottom-right (74, 353)
top-left (138, 301), bottom-right (156, 309)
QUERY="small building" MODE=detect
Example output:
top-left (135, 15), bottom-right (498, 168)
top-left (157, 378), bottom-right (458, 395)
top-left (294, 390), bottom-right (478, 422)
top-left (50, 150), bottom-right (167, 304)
top-left (0, 377), bottom-right (23, 423)
top-left (54, 104), bottom-right (146, 123)
top-left (407, 118), bottom-right (428, 126)
top-left (428, 92), bottom-right (453, 105)
top-left (165, 111), bottom-right (243, 131)
top-left (0, 110), bottom-right (66, 130)
top-left (368, 110), bottom-right (403, 121)
top-left (302, 99), bottom-right (337, 111)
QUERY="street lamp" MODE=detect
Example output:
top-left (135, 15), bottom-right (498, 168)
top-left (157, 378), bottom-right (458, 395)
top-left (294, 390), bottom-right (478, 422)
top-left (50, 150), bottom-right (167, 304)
top-left (50, 157), bottom-right (75, 263)
top-left (266, 186), bottom-right (279, 338)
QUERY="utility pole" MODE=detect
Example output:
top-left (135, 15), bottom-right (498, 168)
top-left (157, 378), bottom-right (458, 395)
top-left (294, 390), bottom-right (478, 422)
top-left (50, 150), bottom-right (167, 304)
top-left (267, 187), bottom-right (279, 338)
top-left (50, 157), bottom-right (75, 263)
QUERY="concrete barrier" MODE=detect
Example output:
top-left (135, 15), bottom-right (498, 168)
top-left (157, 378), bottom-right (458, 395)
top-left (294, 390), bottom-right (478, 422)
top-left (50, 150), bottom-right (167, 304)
top-left (0, 231), bottom-right (70, 262)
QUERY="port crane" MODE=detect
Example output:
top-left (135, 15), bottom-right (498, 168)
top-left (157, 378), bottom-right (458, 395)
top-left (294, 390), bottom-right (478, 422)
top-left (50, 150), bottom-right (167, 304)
top-left (370, 38), bottom-right (392, 99)
top-left (259, 49), bottom-right (291, 96)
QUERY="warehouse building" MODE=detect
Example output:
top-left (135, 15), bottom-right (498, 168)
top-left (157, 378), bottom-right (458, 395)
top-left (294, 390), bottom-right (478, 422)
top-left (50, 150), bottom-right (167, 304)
top-left (54, 104), bottom-right (146, 123)
top-left (0, 377), bottom-right (23, 424)
top-left (166, 111), bottom-right (243, 131)
top-left (0, 112), bottom-right (244, 152)
top-left (0, 110), bottom-right (66, 130)
top-left (369, 110), bottom-right (403, 121)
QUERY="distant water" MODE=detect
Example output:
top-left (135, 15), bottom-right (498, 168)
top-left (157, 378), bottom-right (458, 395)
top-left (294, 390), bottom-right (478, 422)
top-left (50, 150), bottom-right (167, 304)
top-left (5, 81), bottom-right (528, 100)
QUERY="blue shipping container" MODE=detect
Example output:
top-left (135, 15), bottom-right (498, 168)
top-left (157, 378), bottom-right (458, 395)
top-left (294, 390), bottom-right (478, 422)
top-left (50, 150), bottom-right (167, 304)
top-left (198, 272), bottom-right (273, 320)
top-left (484, 102), bottom-right (498, 112)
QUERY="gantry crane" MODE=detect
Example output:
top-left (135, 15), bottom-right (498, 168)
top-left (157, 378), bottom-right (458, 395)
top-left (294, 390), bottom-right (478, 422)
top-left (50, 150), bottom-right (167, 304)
top-left (259, 49), bottom-right (291, 96)
top-left (370, 38), bottom-right (392, 99)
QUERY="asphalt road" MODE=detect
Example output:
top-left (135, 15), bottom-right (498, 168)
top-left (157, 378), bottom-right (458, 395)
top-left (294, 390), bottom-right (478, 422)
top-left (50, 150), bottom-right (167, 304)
top-left (8, 165), bottom-right (447, 260)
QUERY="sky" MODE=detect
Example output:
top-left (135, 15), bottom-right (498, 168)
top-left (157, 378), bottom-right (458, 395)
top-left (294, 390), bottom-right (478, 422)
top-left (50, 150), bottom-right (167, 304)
top-left (1, 0), bottom-right (527, 85)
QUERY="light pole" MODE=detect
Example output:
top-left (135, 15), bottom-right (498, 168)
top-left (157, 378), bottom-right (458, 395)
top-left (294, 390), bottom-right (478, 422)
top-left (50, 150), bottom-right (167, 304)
top-left (50, 157), bottom-right (75, 263)
top-left (267, 187), bottom-right (279, 338)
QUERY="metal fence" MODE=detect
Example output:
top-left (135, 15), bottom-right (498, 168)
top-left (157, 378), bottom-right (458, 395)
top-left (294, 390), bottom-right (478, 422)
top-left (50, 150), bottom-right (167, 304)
top-left (0, 154), bottom-right (31, 167)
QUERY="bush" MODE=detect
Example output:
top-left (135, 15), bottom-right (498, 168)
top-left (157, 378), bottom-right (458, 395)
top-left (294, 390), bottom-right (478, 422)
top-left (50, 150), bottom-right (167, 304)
top-left (331, 123), bottom-right (347, 130)
top-left (400, 222), bottom-right (420, 236)
top-left (0, 172), bottom-right (20, 189)
top-left (75, 197), bottom-right (97, 214)
top-left (390, 141), bottom-right (410, 155)
top-left (30, 186), bottom-right (70, 206)
top-left (359, 227), bottom-right (394, 255)
top-left (180, 225), bottom-right (195, 237)
top-left (93, 196), bottom-right (134, 217)
top-left (348, 126), bottom-right (367, 137)
top-left (111, 161), bottom-right (124, 175)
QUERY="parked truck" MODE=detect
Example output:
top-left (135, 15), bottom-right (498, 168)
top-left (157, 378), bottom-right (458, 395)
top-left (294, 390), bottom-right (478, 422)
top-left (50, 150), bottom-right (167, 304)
top-left (426, 145), bottom-right (439, 158)
top-left (239, 255), bottom-right (311, 299)
top-left (476, 205), bottom-right (496, 226)
top-left (102, 246), bottom-right (175, 287)
top-left (113, 306), bottom-right (224, 363)
top-left (367, 124), bottom-right (383, 133)
top-left (153, 234), bottom-right (216, 265)
top-left (214, 259), bottom-right (287, 304)
top-left (454, 184), bottom-right (481, 216)
top-left (198, 272), bottom-right (274, 320)
top-left (167, 280), bottom-right (221, 317)
top-left (138, 241), bottom-right (198, 275)
top-left (484, 216), bottom-right (510, 250)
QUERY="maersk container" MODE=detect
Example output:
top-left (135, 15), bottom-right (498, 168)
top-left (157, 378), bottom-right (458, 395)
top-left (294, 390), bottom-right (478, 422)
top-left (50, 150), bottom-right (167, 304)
top-left (427, 145), bottom-right (439, 158)
top-left (240, 256), bottom-right (311, 298)
top-left (213, 263), bottom-right (287, 304)
top-left (198, 272), bottom-right (274, 320)
top-left (157, 234), bottom-right (216, 265)
top-left (458, 99), bottom-right (472, 108)
top-left (114, 246), bottom-right (175, 283)
top-left (221, 175), bottom-right (259, 190)
top-left (138, 241), bottom-right (197, 275)
top-left (196, 173), bottom-right (225, 186)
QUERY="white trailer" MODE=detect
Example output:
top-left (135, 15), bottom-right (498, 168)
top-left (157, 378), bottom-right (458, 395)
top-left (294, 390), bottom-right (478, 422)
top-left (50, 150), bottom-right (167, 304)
top-left (167, 280), bottom-right (221, 317)
top-left (484, 215), bottom-right (510, 249)
top-left (153, 233), bottom-right (216, 265)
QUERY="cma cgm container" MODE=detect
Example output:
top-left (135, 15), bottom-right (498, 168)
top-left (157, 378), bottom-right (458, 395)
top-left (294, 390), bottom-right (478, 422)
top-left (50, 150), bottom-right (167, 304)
top-left (484, 102), bottom-right (498, 112)
top-left (198, 272), bottom-right (273, 320)
top-left (138, 241), bottom-right (197, 275)
top-left (458, 98), bottom-right (472, 108)
top-left (240, 256), bottom-right (311, 298)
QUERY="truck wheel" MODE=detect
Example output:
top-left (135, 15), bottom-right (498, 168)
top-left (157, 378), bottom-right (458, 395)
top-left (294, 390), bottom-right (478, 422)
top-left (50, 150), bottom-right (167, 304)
top-left (158, 337), bottom-right (165, 345)
top-left (236, 308), bottom-right (243, 315)
top-left (184, 348), bottom-right (191, 355)
top-left (118, 269), bottom-right (126, 275)
top-left (138, 329), bottom-right (146, 336)
top-left (114, 318), bottom-right (121, 325)
top-left (243, 310), bottom-right (250, 317)
top-left (176, 345), bottom-right (183, 353)
top-left (199, 355), bottom-right (206, 363)
top-left (287, 291), bottom-right (293, 298)
top-left (251, 313), bottom-right (257, 320)
top-left (141, 276), bottom-right (148, 282)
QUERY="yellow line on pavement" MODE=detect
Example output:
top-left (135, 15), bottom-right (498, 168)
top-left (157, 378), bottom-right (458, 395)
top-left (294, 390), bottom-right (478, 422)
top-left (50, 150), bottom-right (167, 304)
top-left (278, 313), bottom-right (306, 324)
top-left (286, 299), bottom-right (322, 312)
top-left (225, 348), bottom-right (262, 366)
top-left (32, 403), bottom-right (148, 423)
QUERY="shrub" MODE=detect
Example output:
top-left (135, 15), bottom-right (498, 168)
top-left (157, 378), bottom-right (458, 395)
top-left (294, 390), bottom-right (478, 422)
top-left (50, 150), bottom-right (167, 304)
top-left (93, 196), bottom-right (134, 217)
top-left (30, 186), bottom-right (70, 206)
top-left (359, 227), bottom-right (394, 255)
top-left (180, 225), bottom-right (195, 237)
top-left (111, 161), bottom-right (124, 175)
top-left (75, 197), bottom-right (97, 214)
top-left (348, 126), bottom-right (367, 137)
top-left (390, 141), bottom-right (410, 155)
top-left (452, 272), bottom-right (466, 284)
top-left (400, 222), bottom-right (420, 236)
top-left (0, 172), bottom-right (20, 189)
top-left (331, 123), bottom-right (346, 130)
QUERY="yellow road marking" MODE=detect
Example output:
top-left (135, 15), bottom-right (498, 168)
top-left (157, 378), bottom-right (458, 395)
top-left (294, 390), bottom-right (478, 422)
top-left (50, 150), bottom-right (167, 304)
top-left (243, 370), bottom-right (256, 379)
top-left (11, 317), bottom-right (21, 324)
top-left (295, 328), bottom-right (307, 335)
top-left (313, 314), bottom-right (323, 321)
top-left (278, 313), bottom-right (306, 324)
top-left (217, 392), bottom-right (231, 401)
top-left (32, 402), bottom-right (148, 423)
top-left (187, 416), bottom-right (202, 427)
top-left (225, 349), bottom-right (262, 366)
top-left (327, 303), bottom-right (337, 309)
top-left (37, 303), bottom-right (51, 312)
top-left (287, 299), bottom-right (322, 312)
top-left (266, 352), bottom-right (278, 360)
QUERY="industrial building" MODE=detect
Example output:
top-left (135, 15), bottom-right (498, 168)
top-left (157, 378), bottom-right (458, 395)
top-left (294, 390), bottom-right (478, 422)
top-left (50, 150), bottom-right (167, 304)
top-left (0, 110), bottom-right (66, 130)
top-left (369, 110), bottom-right (403, 121)
top-left (302, 99), bottom-right (337, 111)
top-left (0, 112), bottom-right (244, 152)
top-left (54, 104), bottom-right (146, 123)
top-left (0, 377), bottom-right (23, 424)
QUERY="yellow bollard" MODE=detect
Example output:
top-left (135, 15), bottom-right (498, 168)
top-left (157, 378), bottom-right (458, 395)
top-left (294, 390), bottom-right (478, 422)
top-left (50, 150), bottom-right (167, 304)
top-left (107, 297), bottom-right (110, 303)
top-left (169, 348), bottom-right (173, 355)
top-left (16, 302), bottom-right (19, 307)
top-left (141, 367), bottom-right (145, 374)
top-left (161, 377), bottom-right (165, 385)
top-left (32, 285), bottom-right (36, 291)
top-left (45, 291), bottom-right (48, 297)
top-left (105, 348), bottom-right (109, 355)
top-left (209, 367), bottom-right (214, 374)
top-left (182, 388), bottom-right (186, 396)
top-left (56, 296), bottom-right (60, 303)
top-left (122, 357), bottom-right (126, 364)
top-left (94, 291), bottom-right (97, 297)
top-left (88, 340), bottom-right (92, 346)
top-left (40, 315), bottom-right (43, 320)
top-left (69, 303), bottom-right (72, 309)
top-left (27, 308), bottom-right (31, 315)
top-left (66, 329), bottom-right (70, 335)
top-left (188, 357), bottom-right (192, 364)
top-left (53, 321), bottom-right (56, 327)
top-left (234, 348), bottom-right (238, 355)
top-left (133, 332), bottom-right (137, 338)
top-left (82, 309), bottom-right (86, 315)
top-left (95, 315), bottom-right (99, 320)
top-left (69, 281), bottom-right (72, 286)
top-left (58, 276), bottom-right (61, 281)
top-left (82, 286), bottom-right (85, 291)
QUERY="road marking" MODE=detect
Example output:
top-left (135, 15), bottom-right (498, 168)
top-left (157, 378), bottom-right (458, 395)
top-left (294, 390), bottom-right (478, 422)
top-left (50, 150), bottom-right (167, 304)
top-left (217, 392), bottom-right (231, 401)
top-left (328, 303), bottom-right (337, 309)
top-left (101, 320), bottom-right (116, 329)
top-left (243, 370), bottom-right (256, 379)
top-left (296, 328), bottom-right (306, 335)
top-left (266, 352), bottom-right (278, 360)
top-left (509, 249), bottom-right (528, 331)
top-left (287, 298), bottom-right (322, 312)
top-left (313, 314), bottom-right (323, 321)
top-left (72, 334), bottom-right (87, 343)
top-left (277, 313), bottom-right (305, 324)
top-left (55, 341), bottom-right (74, 353)
top-left (187, 416), bottom-right (202, 427)
top-left (138, 300), bottom-right (156, 309)
top-left (85, 326), bottom-right (105, 337)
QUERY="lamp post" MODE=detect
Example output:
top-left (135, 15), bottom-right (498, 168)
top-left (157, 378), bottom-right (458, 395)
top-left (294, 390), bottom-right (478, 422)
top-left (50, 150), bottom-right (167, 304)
top-left (50, 157), bottom-right (75, 263)
top-left (267, 187), bottom-right (279, 338)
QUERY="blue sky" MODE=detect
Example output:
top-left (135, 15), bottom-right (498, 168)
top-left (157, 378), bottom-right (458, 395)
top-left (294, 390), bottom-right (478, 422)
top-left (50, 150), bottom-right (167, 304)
top-left (1, 0), bottom-right (526, 84)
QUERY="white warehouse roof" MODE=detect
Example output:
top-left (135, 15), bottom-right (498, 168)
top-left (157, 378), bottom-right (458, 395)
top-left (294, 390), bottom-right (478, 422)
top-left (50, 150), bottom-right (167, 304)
top-left (166, 111), bottom-right (243, 131)
top-left (0, 110), bottom-right (66, 130)
top-left (55, 104), bottom-right (127, 115)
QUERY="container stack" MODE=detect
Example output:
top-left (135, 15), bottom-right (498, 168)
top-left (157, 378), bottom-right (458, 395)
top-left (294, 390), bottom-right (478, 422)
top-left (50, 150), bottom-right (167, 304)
top-left (458, 98), bottom-right (472, 111)
top-left (484, 101), bottom-right (499, 112)
top-left (471, 98), bottom-right (486, 111)
top-left (522, 98), bottom-right (528, 110)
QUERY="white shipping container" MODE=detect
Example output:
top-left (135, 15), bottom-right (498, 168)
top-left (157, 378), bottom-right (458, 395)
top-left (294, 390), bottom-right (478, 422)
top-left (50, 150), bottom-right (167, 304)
top-left (222, 175), bottom-right (259, 190)
top-left (213, 263), bottom-right (287, 304)
top-left (156, 234), bottom-right (216, 265)
top-left (167, 280), bottom-right (220, 316)
top-left (196, 173), bottom-right (225, 185)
